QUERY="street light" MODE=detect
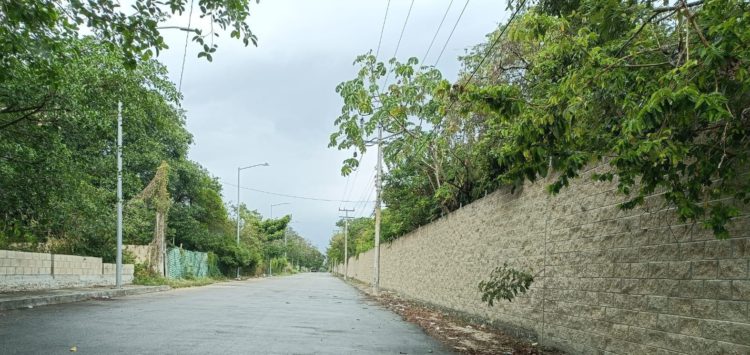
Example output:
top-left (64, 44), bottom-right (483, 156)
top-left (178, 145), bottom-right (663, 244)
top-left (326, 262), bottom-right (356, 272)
top-left (236, 162), bottom-right (269, 279)
top-left (270, 202), bottom-right (290, 219)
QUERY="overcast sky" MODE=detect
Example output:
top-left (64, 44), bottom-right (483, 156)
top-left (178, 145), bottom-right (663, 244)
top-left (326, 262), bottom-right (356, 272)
top-left (155, 1), bottom-right (509, 252)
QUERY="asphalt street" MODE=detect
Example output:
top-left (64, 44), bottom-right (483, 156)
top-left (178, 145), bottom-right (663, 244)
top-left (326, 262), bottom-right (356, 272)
top-left (0, 273), bottom-right (451, 354)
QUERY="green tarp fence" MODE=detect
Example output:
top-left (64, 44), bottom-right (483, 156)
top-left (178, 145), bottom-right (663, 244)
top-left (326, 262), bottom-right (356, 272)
top-left (166, 247), bottom-right (210, 279)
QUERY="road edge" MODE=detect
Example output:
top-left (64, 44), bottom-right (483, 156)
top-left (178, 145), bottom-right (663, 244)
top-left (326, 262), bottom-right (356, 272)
top-left (0, 285), bottom-right (171, 311)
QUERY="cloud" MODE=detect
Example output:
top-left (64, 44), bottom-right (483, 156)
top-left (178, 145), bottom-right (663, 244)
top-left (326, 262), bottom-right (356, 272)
top-left (155, 0), bottom-right (506, 251)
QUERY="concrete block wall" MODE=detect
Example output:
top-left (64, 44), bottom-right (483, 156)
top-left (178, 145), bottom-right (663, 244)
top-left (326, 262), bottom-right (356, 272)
top-left (338, 165), bottom-right (750, 354)
top-left (0, 250), bottom-right (134, 291)
top-left (124, 244), bottom-right (153, 264)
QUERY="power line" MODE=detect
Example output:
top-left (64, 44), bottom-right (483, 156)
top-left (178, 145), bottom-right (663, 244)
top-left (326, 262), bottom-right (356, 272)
top-left (222, 181), bottom-right (375, 203)
top-left (178, 0), bottom-right (195, 92)
top-left (392, 0), bottom-right (415, 62)
top-left (382, 0), bottom-right (416, 88)
top-left (463, 0), bottom-right (527, 85)
top-left (340, 151), bottom-right (366, 209)
top-left (433, 0), bottom-right (470, 66)
top-left (443, 0), bottom-right (527, 114)
top-left (421, 0), bottom-right (455, 64)
top-left (338, 169), bottom-right (352, 209)
top-left (352, 171), bottom-right (376, 215)
top-left (374, 0), bottom-right (392, 60)
top-left (359, 183), bottom-right (376, 218)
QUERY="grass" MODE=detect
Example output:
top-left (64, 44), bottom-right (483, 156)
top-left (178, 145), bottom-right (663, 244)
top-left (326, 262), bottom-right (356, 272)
top-left (134, 275), bottom-right (222, 288)
top-left (132, 263), bottom-right (225, 288)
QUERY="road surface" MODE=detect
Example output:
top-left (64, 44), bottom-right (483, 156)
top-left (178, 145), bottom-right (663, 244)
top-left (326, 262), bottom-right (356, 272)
top-left (0, 273), bottom-right (451, 354)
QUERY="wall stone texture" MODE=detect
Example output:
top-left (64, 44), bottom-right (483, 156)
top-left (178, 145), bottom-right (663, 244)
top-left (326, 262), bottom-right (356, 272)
top-left (336, 165), bottom-right (749, 354)
top-left (125, 244), bottom-right (153, 264)
top-left (0, 250), bottom-right (134, 291)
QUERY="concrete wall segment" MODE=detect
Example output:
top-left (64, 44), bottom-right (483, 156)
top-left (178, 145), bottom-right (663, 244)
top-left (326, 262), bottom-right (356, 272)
top-left (337, 169), bottom-right (749, 354)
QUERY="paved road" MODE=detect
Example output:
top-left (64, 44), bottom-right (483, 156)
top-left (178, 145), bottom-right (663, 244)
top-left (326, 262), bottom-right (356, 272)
top-left (0, 273), bottom-right (451, 354)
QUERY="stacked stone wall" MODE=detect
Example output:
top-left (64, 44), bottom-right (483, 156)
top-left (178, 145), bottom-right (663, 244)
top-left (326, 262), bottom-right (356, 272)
top-left (0, 250), bottom-right (134, 291)
top-left (337, 166), bottom-right (749, 354)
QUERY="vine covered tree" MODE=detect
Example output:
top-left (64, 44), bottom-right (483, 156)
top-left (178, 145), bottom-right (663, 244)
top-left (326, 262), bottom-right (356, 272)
top-left (331, 0), bottom-right (750, 243)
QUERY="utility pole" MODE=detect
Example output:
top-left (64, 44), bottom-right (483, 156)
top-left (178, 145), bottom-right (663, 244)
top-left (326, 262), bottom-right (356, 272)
top-left (236, 163), bottom-right (269, 279)
top-left (236, 168), bottom-right (241, 279)
top-left (270, 202), bottom-right (290, 260)
top-left (373, 124), bottom-right (383, 294)
top-left (338, 208), bottom-right (354, 280)
top-left (116, 102), bottom-right (123, 289)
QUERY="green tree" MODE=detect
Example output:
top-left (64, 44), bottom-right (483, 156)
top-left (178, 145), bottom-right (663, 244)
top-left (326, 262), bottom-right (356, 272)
top-left (331, 0), bottom-right (750, 246)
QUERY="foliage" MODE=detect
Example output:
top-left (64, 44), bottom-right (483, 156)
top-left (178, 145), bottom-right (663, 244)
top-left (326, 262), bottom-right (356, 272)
top-left (478, 263), bottom-right (534, 305)
top-left (0, 0), bottom-right (258, 71)
top-left (284, 229), bottom-right (326, 271)
top-left (330, 0), bottom-right (750, 249)
top-left (459, 0), bottom-right (750, 238)
top-left (0, 38), bottom-right (191, 259)
top-left (133, 264), bottom-right (220, 288)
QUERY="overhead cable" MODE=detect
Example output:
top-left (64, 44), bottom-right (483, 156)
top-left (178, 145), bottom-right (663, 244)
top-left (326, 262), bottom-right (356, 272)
top-left (422, 0), bottom-right (455, 64)
top-left (222, 181), bottom-right (375, 203)
top-left (433, 0), bottom-right (470, 66)
top-left (178, 0), bottom-right (195, 92)
top-left (463, 0), bottom-right (527, 85)
top-left (374, 0), bottom-right (392, 60)
top-left (382, 0), bottom-right (416, 88)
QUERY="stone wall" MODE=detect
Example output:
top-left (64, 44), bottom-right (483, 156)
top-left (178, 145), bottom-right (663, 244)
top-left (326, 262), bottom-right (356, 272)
top-left (0, 250), bottom-right (134, 291)
top-left (336, 166), bottom-right (750, 354)
top-left (125, 244), bottom-right (153, 264)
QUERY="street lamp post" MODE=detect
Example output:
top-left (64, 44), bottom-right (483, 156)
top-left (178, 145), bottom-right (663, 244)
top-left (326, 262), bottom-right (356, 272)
top-left (236, 162), bottom-right (269, 279)
top-left (270, 202), bottom-right (290, 219)
top-left (270, 202), bottom-right (291, 261)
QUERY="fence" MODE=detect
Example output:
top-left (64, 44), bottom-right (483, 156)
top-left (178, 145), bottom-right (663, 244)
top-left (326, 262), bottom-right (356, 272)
top-left (166, 248), bottom-right (214, 279)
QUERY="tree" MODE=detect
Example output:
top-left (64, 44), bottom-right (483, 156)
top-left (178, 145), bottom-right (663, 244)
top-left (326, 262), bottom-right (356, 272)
top-left (0, 38), bottom-right (191, 258)
top-left (0, 0), bottom-right (258, 70)
top-left (331, 0), bottom-right (750, 245)
top-left (457, 0), bottom-right (750, 237)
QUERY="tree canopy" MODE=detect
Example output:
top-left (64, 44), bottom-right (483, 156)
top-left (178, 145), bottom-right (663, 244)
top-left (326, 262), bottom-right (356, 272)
top-left (329, 0), bottom-right (750, 250)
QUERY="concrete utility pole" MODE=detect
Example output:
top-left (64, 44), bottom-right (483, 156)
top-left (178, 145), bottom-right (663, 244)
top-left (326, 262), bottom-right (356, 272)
top-left (338, 208), bottom-right (354, 280)
top-left (116, 102), bottom-right (123, 289)
top-left (373, 125), bottom-right (383, 294)
top-left (270, 202), bottom-right (291, 259)
top-left (236, 163), bottom-right (269, 279)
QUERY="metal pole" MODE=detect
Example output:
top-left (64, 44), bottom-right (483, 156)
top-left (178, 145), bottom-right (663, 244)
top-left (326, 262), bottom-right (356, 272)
top-left (373, 125), bottom-right (383, 294)
top-left (338, 208), bottom-right (354, 280)
top-left (236, 167), bottom-right (241, 279)
top-left (344, 218), bottom-right (348, 280)
top-left (116, 102), bottom-right (123, 288)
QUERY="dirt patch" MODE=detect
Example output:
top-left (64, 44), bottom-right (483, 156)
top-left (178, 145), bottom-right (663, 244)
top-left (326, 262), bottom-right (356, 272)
top-left (354, 284), bottom-right (564, 355)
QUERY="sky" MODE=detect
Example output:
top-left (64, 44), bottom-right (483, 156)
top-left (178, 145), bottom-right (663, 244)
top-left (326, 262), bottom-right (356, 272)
top-left (154, 0), bottom-right (510, 252)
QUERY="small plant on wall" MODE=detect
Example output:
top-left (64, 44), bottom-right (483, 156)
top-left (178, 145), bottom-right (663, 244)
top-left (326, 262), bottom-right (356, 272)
top-left (478, 263), bottom-right (534, 305)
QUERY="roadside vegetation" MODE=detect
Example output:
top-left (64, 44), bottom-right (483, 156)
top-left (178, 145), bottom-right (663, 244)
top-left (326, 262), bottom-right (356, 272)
top-left (328, 0), bottom-right (750, 263)
top-left (0, 0), bottom-right (323, 279)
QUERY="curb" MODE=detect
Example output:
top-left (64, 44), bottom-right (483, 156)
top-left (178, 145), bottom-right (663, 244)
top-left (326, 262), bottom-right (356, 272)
top-left (0, 285), bottom-right (171, 311)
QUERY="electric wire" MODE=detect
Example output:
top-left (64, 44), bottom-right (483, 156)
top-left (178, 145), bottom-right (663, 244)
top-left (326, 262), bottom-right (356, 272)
top-left (433, 0), bottom-right (470, 66)
top-left (374, 0), bottom-right (392, 60)
top-left (359, 183), bottom-right (376, 218)
top-left (343, 160), bottom-right (363, 208)
top-left (462, 0), bottom-right (527, 85)
top-left (381, 0), bottom-right (416, 88)
top-left (223, 181), bottom-right (375, 203)
top-left (352, 171), bottom-right (376, 215)
top-left (178, 0), bottom-right (195, 92)
top-left (338, 169), bottom-right (352, 209)
top-left (443, 0), bottom-right (527, 114)
top-left (421, 0), bottom-right (455, 64)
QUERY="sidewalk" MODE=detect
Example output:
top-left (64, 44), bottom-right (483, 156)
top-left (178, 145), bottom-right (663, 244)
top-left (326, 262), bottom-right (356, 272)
top-left (0, 285), bottom-right (170, 311)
